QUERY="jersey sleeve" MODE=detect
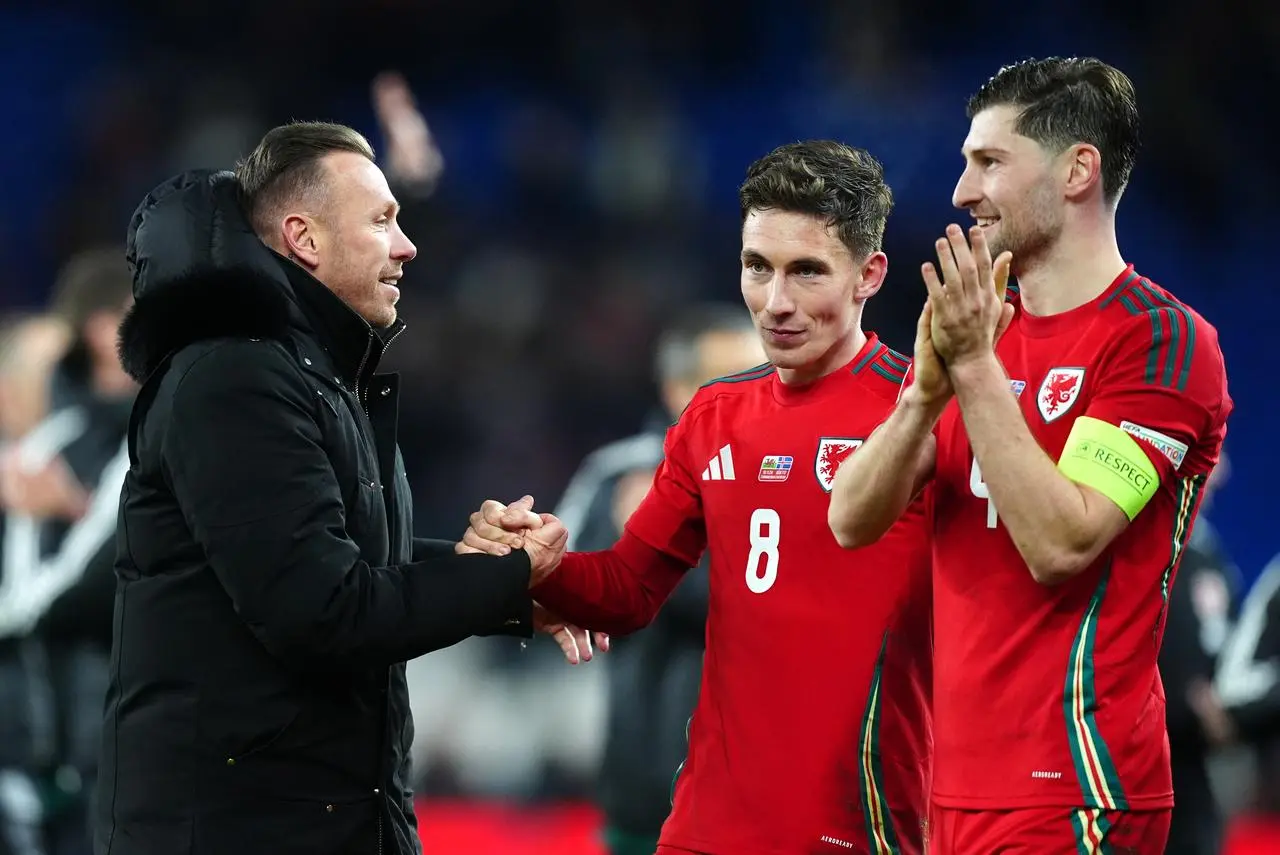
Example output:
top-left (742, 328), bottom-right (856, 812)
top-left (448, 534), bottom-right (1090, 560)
top-left (531, 408), bottom-right (709, 636)
top-left (622, 405), bottom-right (709, 568)
top-left (531, 531), bottom-right (690, 636)
top-left (1082, 309), bottom-right (1231, 483)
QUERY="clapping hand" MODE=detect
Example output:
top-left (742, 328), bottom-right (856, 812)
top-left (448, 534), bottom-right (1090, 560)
top-left (920, 224), bottom-right (1014, 368)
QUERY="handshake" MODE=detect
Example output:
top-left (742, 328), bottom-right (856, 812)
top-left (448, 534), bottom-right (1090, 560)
top-left (454, 495), bottom-right (566, 585)
top-left (454, 495), bottom-right (608, 663)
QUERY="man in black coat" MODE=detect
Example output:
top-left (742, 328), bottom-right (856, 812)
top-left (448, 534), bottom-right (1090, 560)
top-left (95, 121), bottom-right (571, 855)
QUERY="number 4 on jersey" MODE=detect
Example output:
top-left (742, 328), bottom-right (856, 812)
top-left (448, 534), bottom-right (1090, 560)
top-left (969, 459), bottom-right (998, 529)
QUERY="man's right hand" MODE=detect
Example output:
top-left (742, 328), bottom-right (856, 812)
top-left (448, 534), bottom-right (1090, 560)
top-left (459, 496), bottom-right (567, 587)
top-left (905, 245), bottom-right (1015, 412)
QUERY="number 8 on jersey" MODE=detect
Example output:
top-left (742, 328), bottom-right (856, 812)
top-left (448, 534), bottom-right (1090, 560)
top-left (746, 508), bottom-right (780, 593)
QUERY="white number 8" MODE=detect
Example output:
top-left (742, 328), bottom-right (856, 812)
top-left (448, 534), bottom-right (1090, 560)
top-left (969, 459), bottom-right (998, 529)
top-left (746, 508), bottom-right (781, 594)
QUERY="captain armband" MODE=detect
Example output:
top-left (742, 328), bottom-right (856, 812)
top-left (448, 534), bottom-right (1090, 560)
top-left (1056, 416), bottom-right (1160, 521)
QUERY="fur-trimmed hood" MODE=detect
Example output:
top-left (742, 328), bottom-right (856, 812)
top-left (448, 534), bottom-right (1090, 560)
top-left (117, 170), bottom-right (297, 382)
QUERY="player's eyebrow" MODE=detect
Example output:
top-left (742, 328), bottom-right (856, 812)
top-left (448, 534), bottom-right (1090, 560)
top-left (741, 250), bottom-right (833, 275)
top-left (787, 256), bottom-right (831, 273)
top-left (962, 145), bottom-right (1008, 159)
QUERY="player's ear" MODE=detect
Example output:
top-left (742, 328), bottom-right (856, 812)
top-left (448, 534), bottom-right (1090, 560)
top-left (1062, 143), bottom-right (1103, 203)
top-left (853, 251), bottom-right (888, 302)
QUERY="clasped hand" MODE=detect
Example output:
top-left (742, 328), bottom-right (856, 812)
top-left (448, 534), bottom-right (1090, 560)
top-left (456, 495), bottom-right (608, 665)
top-left (907, 224), bottom-right (1014, 406)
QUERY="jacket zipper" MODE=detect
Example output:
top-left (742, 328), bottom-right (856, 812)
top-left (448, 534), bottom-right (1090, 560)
top-left (353, 323), bottom-right (406, 415)
top-left (353, 335), bottom-right (373, 415)
top-left (352, 321), bottom-right (406, 855)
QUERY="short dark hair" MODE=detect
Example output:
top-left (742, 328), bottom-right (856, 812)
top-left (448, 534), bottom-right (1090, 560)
top-left (967, 57), bottom-right (1140, 204)
top-left (49, 246), bottom-right (132, 333)
top-left (656, 303), bottom-right (756, 383)
top-left (235, 121), bottom-right (376, 237)
top-left (739, 140), bottom-right (893, 259)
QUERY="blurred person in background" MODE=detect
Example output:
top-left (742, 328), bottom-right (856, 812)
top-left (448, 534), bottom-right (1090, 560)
top-left (461, 140), bottom-right (937, 855)
top-left (0, 313), bottom-right (70, 855)
top-left (1215, 488), bottom-right (1280, 852)
top-left (0, 250), bottom-right (135, 855)
top-left (95, 121), bottom-right (579, 855)
top-left (371, 71), bottom-right (445, 201)
top-left (552, 304), bottom-right (761, 855)
top-left (1160, 451), bottom-right (1240, 855)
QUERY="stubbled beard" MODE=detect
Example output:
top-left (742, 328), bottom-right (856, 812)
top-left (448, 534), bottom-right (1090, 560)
top-left (995, 174), bottom-right (1067, 264)
top-left (989, 203), bottom-right (1058, 265)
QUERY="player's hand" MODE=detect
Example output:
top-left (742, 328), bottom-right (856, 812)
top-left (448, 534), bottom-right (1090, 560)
top-left (459, 497), bottom-right (566, 586)
top-left (522, 512), bottom-right (568, 587)
top-left (905, 299), bottom-right (952, 408)
top-left (921, 224), bottom-right (1014, 367)
top-left (372, 71), bottom-right (444, 195)
top-left (533, 602), bottom-right (611, 665)
top-left (457, 495), bottom-right (542, 556)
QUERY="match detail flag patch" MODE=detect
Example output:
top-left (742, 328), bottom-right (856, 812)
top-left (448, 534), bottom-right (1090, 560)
top-left (758, 455), bottom-right (794, 482)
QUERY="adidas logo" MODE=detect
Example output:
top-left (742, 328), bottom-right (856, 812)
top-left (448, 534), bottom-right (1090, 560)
top-left (700, 444), bottom-right (736, 481)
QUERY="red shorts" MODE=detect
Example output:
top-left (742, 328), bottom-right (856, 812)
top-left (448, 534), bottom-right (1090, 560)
top-left (928, 804), bottom-right (1171, 854)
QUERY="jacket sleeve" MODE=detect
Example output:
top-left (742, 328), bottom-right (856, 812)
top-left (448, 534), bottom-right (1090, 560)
top-left (161, 340), bottom-right (532, 671)
top-left (412, 538), bottom-right (458, 561)
top-left (1217, 558), bottom-right (1280, 740)
top-left (410, 536), bottom-right (528, 638)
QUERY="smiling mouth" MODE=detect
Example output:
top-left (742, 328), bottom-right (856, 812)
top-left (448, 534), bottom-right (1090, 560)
top-left (975, 216), bottom-right (1000, 228)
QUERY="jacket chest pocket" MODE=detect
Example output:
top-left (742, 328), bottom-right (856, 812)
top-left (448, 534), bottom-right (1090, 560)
top-left (313, 384), bottom-right (391, 567)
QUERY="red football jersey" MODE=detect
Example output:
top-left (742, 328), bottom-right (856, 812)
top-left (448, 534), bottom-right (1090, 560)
top-left (621, 335), bottom-right (934, 854)
top-left (928, 266), bottom-right (1232, 810)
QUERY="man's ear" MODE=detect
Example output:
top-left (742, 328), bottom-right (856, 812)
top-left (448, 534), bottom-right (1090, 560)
top-left (855, 251), bottom-right (889, 302)
top-left (1062, 143), bottom-right (1104, 203)
top-left (281, 214), bottom-right (321, 268)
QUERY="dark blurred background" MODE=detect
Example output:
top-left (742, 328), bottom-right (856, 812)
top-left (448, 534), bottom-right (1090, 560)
top-left (0, 1), bottom-right (1274, 852)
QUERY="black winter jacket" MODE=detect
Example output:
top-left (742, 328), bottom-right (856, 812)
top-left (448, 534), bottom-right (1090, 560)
top-left (95, 169), bottom-right (533, 855)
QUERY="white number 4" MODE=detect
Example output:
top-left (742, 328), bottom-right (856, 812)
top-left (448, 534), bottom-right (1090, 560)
top-left (745, 508), bottom-right (780, 594)
top-left (969, 459), bottom-right (998, 529)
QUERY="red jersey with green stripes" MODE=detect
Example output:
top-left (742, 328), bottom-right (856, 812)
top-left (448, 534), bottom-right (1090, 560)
top-left (627, 334), bottom-right (934, 854)
top-left (929, 265), bottom-right (1232, 810)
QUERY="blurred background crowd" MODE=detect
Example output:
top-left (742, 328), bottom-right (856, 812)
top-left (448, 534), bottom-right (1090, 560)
top-left (0, 1), bottom-right (1274, 853)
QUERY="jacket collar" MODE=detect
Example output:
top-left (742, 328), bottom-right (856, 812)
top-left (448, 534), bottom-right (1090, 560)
top-left (280, 257), bottom-right (407, 389)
